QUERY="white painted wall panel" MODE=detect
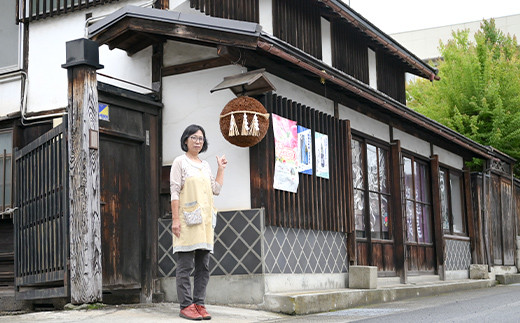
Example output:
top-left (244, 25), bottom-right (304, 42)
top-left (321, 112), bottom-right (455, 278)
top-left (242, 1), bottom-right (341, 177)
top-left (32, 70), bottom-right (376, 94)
top-left (26, 0), bottom-right (149, 114)
top-left (321, 18), bottom-right (332, 66)
top-left (266, 72), bottom-right (334, 115)
top-left (163, 40), bottom-right (218, 67)
top-left (433, 145), bottom-right (464, 169)
top-left (338, 103), bottom-right (390, 142)
top-left (393, 128), bottom-right (430, 158)
top-left (0, 75), bottom-right (22, 116)
top-left (259, 0), bottom-right (274, 35)
top-left (162, 65), bottom-right (251, 211)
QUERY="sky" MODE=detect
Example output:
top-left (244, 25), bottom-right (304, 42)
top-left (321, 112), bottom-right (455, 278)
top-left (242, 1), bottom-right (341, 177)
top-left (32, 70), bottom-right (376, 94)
top-left (347, 0), bottom-right (520, 34)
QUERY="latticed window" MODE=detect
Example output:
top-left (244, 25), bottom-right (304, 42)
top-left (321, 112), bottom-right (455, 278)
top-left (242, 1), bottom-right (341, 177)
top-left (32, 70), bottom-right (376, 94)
top-left (403, 155), bottom-right (432, 243)
top-left (352, 138), bottom-right (391, 239)
top-left (440, 168), bottom-right (465, 235)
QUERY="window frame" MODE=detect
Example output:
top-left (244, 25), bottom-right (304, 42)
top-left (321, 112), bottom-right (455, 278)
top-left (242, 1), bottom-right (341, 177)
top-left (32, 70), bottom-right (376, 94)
top-left (351, 134), bottom-right (392, 241)
top-left (0, 2), bottom-right (23, 74)
top-left (0, 129), bottom-right (14, 215)
top-left (439, 165), bottom-right (467, 236)
top-left (402, 153), bottom-right (433, 245)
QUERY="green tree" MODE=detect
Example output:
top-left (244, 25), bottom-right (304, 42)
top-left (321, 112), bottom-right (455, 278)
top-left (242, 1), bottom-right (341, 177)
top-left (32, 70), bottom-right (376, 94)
top-left (407, 19), bottom-right (520, 174)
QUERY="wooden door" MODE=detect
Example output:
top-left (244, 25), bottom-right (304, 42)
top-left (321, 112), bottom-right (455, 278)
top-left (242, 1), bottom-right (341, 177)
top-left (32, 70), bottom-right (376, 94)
top-left (100, 135), bottom-right (144, 289)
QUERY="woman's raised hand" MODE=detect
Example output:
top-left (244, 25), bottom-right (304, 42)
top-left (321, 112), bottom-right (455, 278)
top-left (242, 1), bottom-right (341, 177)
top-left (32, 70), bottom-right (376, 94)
top-left (216, 155), bottom-right (228, 170)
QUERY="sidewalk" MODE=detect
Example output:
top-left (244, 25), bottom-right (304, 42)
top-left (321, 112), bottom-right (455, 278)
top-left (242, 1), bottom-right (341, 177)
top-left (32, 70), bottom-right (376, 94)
top-left (0, 277), bottom-right (498, 322)
top-left (0, 302), bottom-right (287, 323)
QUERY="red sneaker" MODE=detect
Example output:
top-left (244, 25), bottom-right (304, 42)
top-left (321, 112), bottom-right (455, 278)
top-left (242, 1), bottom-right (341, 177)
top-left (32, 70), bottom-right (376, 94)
top-left (179, 304), bottom-right (203, 321)
top-left (195, 304), bottom-right (212, 320)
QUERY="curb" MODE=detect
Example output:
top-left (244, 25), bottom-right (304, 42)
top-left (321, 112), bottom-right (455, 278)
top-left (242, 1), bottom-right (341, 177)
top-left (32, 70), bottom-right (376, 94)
top-left (263, 279), bottom-right (496, 315)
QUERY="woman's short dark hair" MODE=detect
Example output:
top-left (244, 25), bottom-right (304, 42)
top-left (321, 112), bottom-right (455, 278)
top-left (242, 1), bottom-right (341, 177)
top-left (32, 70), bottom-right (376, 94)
top-left (180, 124), bottom-right (208, 153)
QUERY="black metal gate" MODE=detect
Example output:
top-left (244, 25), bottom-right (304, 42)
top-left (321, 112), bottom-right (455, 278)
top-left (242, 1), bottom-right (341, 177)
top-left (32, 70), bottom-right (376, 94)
top-left (13, 120), bottom-right (69, 300)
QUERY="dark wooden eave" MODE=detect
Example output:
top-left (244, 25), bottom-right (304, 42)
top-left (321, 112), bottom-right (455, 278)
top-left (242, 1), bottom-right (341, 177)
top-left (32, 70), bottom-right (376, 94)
top-left (88, 6), bottom-right (261, 55)
top-left (88, 5), bottom-right (503, 162)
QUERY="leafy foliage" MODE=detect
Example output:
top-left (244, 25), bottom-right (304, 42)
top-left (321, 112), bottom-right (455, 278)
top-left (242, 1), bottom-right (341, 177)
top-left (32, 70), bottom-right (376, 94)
top-left (406, 19), bottom-right (520, 174)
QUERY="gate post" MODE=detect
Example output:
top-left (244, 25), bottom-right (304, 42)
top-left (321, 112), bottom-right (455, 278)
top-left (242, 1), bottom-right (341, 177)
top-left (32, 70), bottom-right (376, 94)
top-left (62, 38), bottom-right (104, 304)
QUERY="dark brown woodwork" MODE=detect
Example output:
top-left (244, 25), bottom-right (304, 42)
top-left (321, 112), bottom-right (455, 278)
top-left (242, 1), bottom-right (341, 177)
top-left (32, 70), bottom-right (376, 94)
top-left (273, 0), bottom-right (322, 59)
top-left (162, 57), bottom-right (230, 77)
top-left (430, 155), bottom-right (444, 278)
top-left (464, 168), bottom-right (477, 263)
top-left (345, 120), bottom-right (356, 265)
top-left (331, 19), bottom-right (369, 83)
top-left (390, 140), bottom-right (406, 281)
top-left (18, 0), bottom-right (120, 22)
top-left (376, 51), bottom-right (406, 104)
top-left (250, 93), bottom-right (348, 232)
top-left (190, 0), bottom-right (259, 22)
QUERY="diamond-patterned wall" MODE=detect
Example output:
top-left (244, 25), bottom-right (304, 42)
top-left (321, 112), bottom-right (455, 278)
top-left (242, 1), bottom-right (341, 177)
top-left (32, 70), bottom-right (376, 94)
top-left (263, 226), bottom-right (348, 274)
top-left (158, 209), bottom-right (263, 277)
top-left (445, 239), bottom-right (471, 271)
top-left (158, 208), bottom-right (349, 277)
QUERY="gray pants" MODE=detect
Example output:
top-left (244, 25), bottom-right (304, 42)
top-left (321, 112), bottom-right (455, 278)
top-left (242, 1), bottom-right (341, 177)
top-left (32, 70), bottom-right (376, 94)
top-left (176, 250), bottom-right (210, 309)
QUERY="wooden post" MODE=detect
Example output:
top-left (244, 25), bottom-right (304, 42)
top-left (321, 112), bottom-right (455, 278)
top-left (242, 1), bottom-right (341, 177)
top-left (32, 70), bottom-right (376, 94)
top-left (430, 155), bottom-right (445, 280)
top-left (62, 38), bottom-right (104, 304)
top-left (390, 140), bottom-right (406, 283)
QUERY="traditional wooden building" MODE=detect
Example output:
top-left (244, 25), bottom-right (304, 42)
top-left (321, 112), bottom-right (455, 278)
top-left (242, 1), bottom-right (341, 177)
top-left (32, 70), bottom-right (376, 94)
top-left (0, 0), bottom-right (517, 306)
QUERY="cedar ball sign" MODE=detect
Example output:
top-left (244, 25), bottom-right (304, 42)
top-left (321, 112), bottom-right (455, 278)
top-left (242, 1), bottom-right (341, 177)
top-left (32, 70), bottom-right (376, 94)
top-left (219, 96), bottom-right (269, 147)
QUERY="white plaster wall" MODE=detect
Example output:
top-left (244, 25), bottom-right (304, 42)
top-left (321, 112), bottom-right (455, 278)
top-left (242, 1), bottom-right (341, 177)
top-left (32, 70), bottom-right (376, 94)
top-left (321, 18), bottom-right (332, 66)
top-left (259, 0), bottom-right (274, 35)
top-left (163, 40), bottom-right (218, 66)
top-left (393, 128), bottom-right (430, 158)
top-left (162, 65), bottom-right (251, 211)
top-left (338, 103), bottom-right (390, 142)
top-left (0, 74), bottom-right (22, 116)
top-left (26, 0), bottom-right (150, 114)
top-left (433, 145), bottom-right (464, 169)
top-left (266, 72), bottom-right (334, 115)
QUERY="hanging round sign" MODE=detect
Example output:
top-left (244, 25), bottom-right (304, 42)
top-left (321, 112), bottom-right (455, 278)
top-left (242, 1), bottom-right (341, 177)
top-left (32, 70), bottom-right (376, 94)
top-left (219, 96), bottom-right (270, 147)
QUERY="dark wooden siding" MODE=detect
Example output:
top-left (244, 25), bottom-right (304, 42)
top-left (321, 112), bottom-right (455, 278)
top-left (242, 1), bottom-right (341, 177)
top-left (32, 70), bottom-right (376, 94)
top-left (273, 0), bottom-right (322, 59)
top-left (250, 93), bottom-right (349, 232)
top-left (190, 0), bottom-right (259, 22)
top-left (18, 0), bottom-right (120, 23)
top-left (331, 18), bottom-right (369, 83)
top-left (376, 51), bottom-right (406, 104)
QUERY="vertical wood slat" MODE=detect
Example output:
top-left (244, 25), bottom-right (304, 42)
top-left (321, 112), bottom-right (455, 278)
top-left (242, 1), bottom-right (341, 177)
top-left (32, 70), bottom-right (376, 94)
top-left (14, 121), bottom-right (69, 298)
top-left (464, 168), bottom-right (477, 263)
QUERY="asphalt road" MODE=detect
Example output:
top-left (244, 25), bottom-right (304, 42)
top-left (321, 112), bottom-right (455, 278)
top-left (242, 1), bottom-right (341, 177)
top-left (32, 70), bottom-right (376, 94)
top-left (272, 284), bottom-right (520, 323)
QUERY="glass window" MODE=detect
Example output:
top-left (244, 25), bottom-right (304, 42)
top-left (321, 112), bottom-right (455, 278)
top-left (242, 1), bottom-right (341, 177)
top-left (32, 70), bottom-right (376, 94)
top-left (0, 0), bottom-right (20, 71)
top-left (440, 168), bottom-right (466, 235)
top-left (403, 156), bottom-right (432, 244)
top-left (352, 138), bottom-right (391, 239)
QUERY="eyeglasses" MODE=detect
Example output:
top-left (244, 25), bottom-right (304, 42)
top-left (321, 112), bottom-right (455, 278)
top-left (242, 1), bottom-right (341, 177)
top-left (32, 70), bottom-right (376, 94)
top-left (189, 135), bottom-right (205, 143)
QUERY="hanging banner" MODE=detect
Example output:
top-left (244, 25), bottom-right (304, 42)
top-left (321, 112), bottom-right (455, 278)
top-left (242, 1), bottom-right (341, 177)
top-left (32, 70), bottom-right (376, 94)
top-left (297, 125), bottom-right (312, 175)
top-left (272, 114), bottom-right (299, 193)
top-left (315, 132), bottom-right (329, 179)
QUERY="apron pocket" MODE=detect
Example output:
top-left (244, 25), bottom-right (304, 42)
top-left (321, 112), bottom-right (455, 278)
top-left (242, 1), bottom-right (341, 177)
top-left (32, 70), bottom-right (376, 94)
top-left (182, 202), bottom-right (202, 226)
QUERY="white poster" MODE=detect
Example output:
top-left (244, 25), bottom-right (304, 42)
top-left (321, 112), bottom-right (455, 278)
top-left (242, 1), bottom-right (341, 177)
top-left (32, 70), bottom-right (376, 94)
top-left (315, 132), bottom-right (329, 179)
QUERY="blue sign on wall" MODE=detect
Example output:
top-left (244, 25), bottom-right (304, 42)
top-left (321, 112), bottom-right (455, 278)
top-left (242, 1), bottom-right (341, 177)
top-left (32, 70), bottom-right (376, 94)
top-left (99, 103), bottom-right (109, 121)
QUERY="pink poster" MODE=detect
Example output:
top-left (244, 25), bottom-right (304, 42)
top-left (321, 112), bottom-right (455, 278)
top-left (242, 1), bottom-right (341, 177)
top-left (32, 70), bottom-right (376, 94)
top-left (272, 113), bottom-right (299, 193)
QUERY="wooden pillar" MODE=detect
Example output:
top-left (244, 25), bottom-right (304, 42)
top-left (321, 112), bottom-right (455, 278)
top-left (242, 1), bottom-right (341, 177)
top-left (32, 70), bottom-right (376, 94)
top-left (345, 120), bottom-right (357, 265)
top-left (463, 167), bottom-right (477, 263)
top-left (62, 38), bottom-right (104, 304)
top-left (430, 155), bottom-right (445, 280)
top-left (390, 140), bottom-right (406, 283)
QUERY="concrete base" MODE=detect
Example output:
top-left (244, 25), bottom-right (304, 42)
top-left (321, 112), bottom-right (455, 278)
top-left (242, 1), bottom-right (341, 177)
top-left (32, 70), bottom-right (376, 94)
top-left (469, 264), bottom-right (489, 279)
top-left (495, 273), bottom-right (520, 285)
top-left (0, 288), bottom-right (32, 312)
top-left (158, 273), bottom-right (348, 306)
top-left (445, 270), bottom-right (469, 280)
top-left (348, 266), bottom-right (377, 289)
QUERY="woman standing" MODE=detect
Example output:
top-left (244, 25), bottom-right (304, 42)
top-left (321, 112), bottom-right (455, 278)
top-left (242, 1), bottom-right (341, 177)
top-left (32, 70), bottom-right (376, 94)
top-left (170, 124), bottom-right (227, 321)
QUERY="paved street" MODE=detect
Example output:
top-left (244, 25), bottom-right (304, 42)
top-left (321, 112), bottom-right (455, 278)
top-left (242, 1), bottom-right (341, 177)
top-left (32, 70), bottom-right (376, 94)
top-left (1, 284), bottom-right (519, 322)
top-left (270, 284), bottom-right (520, 322)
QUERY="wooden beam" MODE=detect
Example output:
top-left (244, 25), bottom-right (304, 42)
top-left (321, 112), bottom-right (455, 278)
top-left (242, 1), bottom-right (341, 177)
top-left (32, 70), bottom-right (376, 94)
top-left (64, 39), bottom-right (102, 304)
top-left (162, 57), bottom-right (230, 77)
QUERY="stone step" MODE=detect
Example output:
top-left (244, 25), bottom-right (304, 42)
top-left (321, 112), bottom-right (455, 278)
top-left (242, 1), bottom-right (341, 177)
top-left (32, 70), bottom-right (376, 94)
top-left (495, 273), bottom-right (520, 285)
top-left (262, 279), bottom-right (495, 315)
